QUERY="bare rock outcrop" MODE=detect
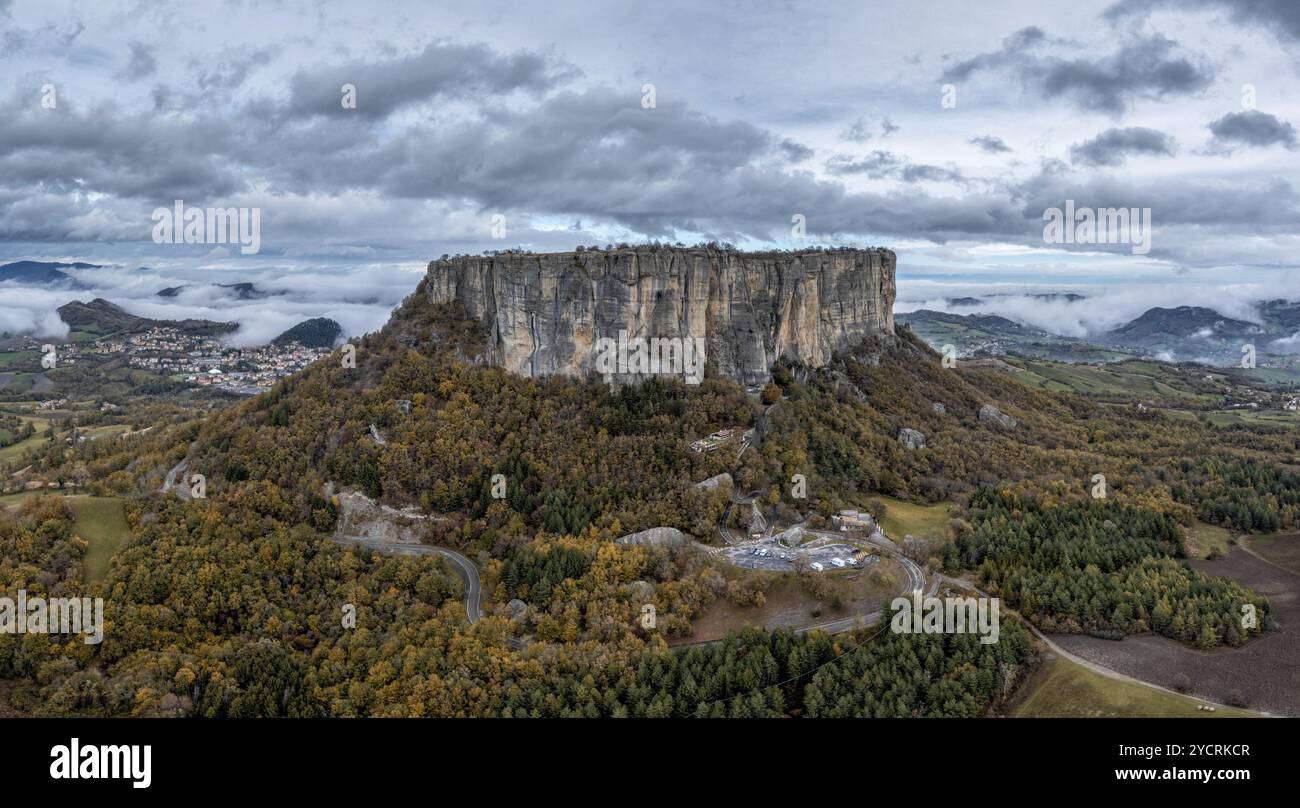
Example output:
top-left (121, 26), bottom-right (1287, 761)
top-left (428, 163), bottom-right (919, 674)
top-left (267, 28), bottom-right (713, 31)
top-left (979, 404), bottom-right (1018, 429)
top-left (898, 428), bottom-right (927, 449)
top-left (693, 472), bottom-right (734, 491)
top-left (334, 489), bottom-right (442, 545)
top-left (421, 246), bottom-right (896, 385)
top-left (615, 526), bottom-right (689, 548)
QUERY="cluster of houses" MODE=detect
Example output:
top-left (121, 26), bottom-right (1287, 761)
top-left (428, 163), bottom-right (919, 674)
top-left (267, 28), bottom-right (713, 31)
top-left (90, 327), bottom-right (333, 395)
top-left (33, 324), bottom-right (327, 396)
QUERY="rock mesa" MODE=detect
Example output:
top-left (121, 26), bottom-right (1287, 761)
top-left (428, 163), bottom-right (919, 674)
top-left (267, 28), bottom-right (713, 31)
top-left (421, 246), bottom-right (896, 385)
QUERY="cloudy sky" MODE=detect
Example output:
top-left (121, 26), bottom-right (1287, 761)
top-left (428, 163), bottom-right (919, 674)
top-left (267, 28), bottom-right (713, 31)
top-left (2, 0), bottom-right (1299, 340)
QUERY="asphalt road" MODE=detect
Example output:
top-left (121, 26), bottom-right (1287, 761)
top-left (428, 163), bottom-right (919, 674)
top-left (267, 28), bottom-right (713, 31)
top-left (331, 535), bottom-right (482, 623)
top-left (786, 529), bottom-right (934, 635)
top-left (801, 528), bottom-right (927, 593)
top-left (702, 514), bottom-right (936, 641)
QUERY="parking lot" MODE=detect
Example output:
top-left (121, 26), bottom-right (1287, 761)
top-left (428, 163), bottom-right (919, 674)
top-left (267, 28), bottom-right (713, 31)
top-left (720, 528), bottom-right (878, 573)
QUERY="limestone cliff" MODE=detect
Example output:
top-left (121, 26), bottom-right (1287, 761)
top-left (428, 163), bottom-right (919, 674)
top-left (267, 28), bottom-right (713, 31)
top-left (420, 246), bottom-right (895, 386)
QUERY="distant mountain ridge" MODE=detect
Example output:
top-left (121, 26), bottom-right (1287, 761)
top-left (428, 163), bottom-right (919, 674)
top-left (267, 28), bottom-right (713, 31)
top-left (0, 260), bottom-right (100, 288)
top-left (1106, 306), bottom-right (1261, 341)
top-left (156, 282), bottom-right (279, 300)
top-left (57, 298), bottom-right (238, 338)
top-left (901, 299), bottom-right (1300, 365)
top-left (273, 318), bottom-right (342, 348)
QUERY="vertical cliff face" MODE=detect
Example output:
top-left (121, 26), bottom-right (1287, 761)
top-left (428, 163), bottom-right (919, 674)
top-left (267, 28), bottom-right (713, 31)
top-left (422, 246), bottom-right (895, 385)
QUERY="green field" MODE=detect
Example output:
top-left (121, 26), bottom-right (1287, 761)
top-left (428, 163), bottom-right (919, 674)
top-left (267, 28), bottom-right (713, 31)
top-left (1005, 358), bottom-right (1208, 398)
top-left (0, 350), bottom-right (39, 369)
top-left (0, 493), bottom-right (130, 584)
top-left (0, 491), bottom-right (37, 509)
top-left (0, 373), bottom-right (34, 395)
top-left (1009, 653), bottom-right (1257, 718)
top-left (1154, 407), bottom-right (1300, 428)
top-left (1187, 521), bottom-right (1232, 559)
top-left (875, 496), bottom-right (950, 541)
top-left (80, 423), bottom-right (133, 440)
top-left (72, 497), bottom-right (130, 583)
top-left (0, 415), bottom-right (50, 464)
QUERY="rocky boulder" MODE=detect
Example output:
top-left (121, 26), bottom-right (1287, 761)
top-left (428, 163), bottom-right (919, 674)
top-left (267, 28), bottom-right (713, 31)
top-left (693, 472), bottom-right (733, 492)
top-left (506, 599), bottom-right (528, 622)
top-left (898, 427), bottom-right (927, 449)
top-left (615, 526), bottom-right (689, 547)
top-left (979, 404), bottom-right (1017, 429)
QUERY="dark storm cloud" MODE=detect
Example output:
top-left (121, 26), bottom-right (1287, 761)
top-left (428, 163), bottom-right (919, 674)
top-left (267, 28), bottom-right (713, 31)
top-left (970, 135), bottom-right (1011, 154)
top-left (10, 51), bottom-right (1264, 254)
top-left (1070, 127), bottom-right (1177, 166)
top-left (358, 86), bottom-right (817, 237)
top-left (1041, 36), bottom-right (1213, 114)
top-left (0, 73), bottom-right (818, 242)
top-left (285, 41), bottom-right (573, 119)
top-left (942, 30), bottom-right (1214, 114)
top-left (826, 150), bottom-right (901, 178)
top-left (841, 116), bottom-right (872, 142)
top-left (901, 164), bottom-right (964, 183)
top-left (826, 150), bottom-right (963, 184)
top-left (940, 26), bottom-right (1049, 82)
top-left (0, 93), bottom-right (248, 203)
top-left (1015, 165), bottom-right (1300, 231)
top-left (779, 139), bottom-right (813, 162)
top-left (839, 115), bottom-right (898, 143)
top-left (1207, 110), bottom-right (1298, 150)
top-left (1107, 0), bottom-right (1300, 42)
top-left (119, 41), bottom-right (156, 81)
top-left (0, 19), bottom-right (1290, 269)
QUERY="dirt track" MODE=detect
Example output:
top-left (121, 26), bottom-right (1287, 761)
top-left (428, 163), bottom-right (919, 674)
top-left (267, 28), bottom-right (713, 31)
top-left (1052, 542), bottom-right (1300, 716)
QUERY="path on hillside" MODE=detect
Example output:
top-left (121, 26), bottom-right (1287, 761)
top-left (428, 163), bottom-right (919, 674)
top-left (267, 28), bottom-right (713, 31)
top-left (934, 574), bottom-right (1270, 716)
top-left (708, 493), bottom-right (1266, 715)
top-left (715, 408), bottom-right (768, 546)
top-left (1049, 543), bottom-right (1297, 716)
top-left (330, 534), bottom-right (482, 623)
top-left (696, 510), bottom-right (935, 644)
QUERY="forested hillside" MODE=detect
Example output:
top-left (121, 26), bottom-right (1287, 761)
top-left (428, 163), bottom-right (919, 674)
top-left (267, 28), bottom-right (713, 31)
top-left (1, 297), bottom-right (1288, 716)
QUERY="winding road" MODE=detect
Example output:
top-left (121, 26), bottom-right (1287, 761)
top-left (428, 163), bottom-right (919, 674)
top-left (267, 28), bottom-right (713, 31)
top-left (771, 527), bottom-right (934, 636)
top-left (330, 534), bottom-right (482, 623)
top-left (710, 401), bottom-right (930, 636)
